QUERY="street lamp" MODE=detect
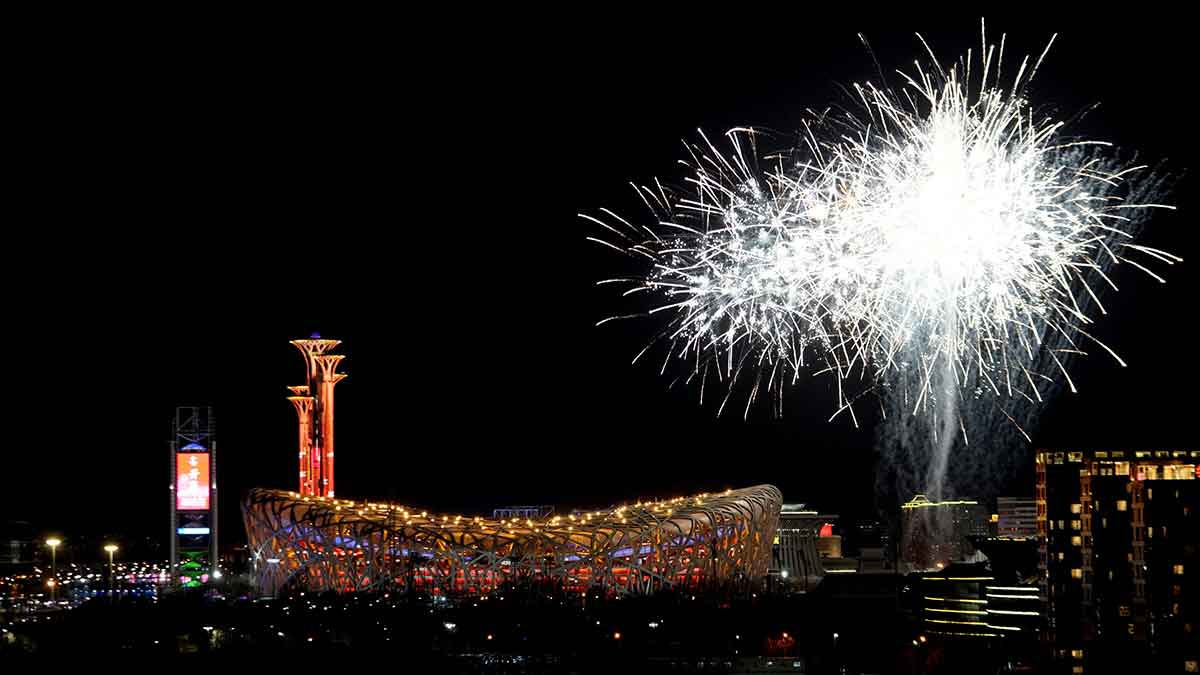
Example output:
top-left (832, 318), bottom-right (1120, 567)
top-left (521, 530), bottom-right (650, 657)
top-left (104, 544), bottom-right (118, 598)
top-left (45, 538), bottom-right (61, 602)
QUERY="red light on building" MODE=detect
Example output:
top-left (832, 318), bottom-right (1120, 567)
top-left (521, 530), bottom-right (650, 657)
top-left (819, 523), bottom-right (833, 537)
top-left (176, 453), bottom-right (210, 511)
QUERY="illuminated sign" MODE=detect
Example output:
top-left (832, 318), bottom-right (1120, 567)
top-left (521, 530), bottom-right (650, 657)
top-left (176, 453), bottom-right (210, 511)
top-left (177, 527), bottom-right (211, 535)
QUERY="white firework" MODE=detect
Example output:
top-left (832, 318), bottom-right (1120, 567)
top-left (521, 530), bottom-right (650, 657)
top-left (589, 24), bottom-right (1178, 431)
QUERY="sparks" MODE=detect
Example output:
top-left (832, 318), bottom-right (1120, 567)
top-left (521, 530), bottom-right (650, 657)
top-left (589, 23), bottom-right (1177, 430)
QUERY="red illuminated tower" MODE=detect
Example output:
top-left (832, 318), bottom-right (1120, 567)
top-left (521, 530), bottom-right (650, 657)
top-left (287, 386), bottom-right (315, 496)
top-left (289, 338), bottom-right (347, 497)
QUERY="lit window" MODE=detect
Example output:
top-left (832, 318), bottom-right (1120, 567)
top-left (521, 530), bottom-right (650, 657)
top-left (1175, 564), bottom-right (1186, 575)
top-left (1116, 500), bottom-right (1127, 512)
top-left (1058, 552), bottom-right (1065, 562)
top-left (1071, 649), bottom-right (1084, 659)
top-left (1119, 605), bottom-right (1130, 617)
top-left (1165, 464), bottom-right (1197, 480)
top-left (1115, 462), bottom-right (1129, 476)
top-left (1073, 667), bottom-right (1084, 674)
top-left (1095, 451), bottom-right (1108, 459)
top-left (1071, 504), bottom-right (1082, 514)
top-left (1058, 519), bottom-right (1066, 529)
top-left (1071, 536), bottom-right (1082, 546)
top-left (1071, 520), bottom-right (1082, 530)
top-left (1068, 452), bottom-right (1083, 462)
top-left (1071, 568), bottom-right (1082, 580)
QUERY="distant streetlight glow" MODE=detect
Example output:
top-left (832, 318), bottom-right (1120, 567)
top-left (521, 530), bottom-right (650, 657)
top-left (104, 544), bottom-right (118, 599)
top-left (45, 538), bottom-right (61, 602)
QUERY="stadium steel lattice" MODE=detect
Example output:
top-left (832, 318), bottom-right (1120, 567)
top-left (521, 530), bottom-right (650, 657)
top-left (242, 485), bottom-right (783, 595)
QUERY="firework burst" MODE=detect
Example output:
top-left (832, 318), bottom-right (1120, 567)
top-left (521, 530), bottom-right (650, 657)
top-left (588, 23), bottom-right (1178, 432)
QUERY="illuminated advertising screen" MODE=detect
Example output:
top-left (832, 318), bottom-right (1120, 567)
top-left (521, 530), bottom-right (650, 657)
top-left (176, 453), bottom-right (210, 511)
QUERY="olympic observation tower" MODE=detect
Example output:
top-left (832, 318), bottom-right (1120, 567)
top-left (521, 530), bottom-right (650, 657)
top-left (286, 334), bottom-right (347, 498)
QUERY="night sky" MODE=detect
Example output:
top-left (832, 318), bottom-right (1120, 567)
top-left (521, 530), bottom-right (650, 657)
top-left (6, 14), bottom-right (1197, 549)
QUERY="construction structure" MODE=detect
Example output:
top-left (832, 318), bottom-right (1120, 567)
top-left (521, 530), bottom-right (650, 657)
top-left (287, 336), bottom-right (346, 498)
top-left (243, 485), bottom-right (783, 596)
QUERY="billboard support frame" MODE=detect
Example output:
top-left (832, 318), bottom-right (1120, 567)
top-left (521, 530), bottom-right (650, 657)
top-left (169, 406), bottom-right (217, 588)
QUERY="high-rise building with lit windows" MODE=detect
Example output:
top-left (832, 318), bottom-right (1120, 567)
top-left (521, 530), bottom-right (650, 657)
top-left (1036, 449), bottom-right (1198, 674)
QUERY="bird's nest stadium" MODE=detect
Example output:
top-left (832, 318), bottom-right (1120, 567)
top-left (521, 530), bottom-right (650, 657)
top-left (243, 485), bottom-right (782, 596)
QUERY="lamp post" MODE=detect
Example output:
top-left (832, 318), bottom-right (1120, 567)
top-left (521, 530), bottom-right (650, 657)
top-left (45, 538), bottom-right (61, 603)
top-left (104, 544), bottom-right (118, 599)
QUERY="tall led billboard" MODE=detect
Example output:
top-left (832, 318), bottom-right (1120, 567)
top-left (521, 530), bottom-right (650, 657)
top-left (176, 452), bottom-right (210, 511)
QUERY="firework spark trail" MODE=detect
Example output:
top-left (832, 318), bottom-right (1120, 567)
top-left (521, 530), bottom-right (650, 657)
top-left (588, 23), bottom-right (1179, 443)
